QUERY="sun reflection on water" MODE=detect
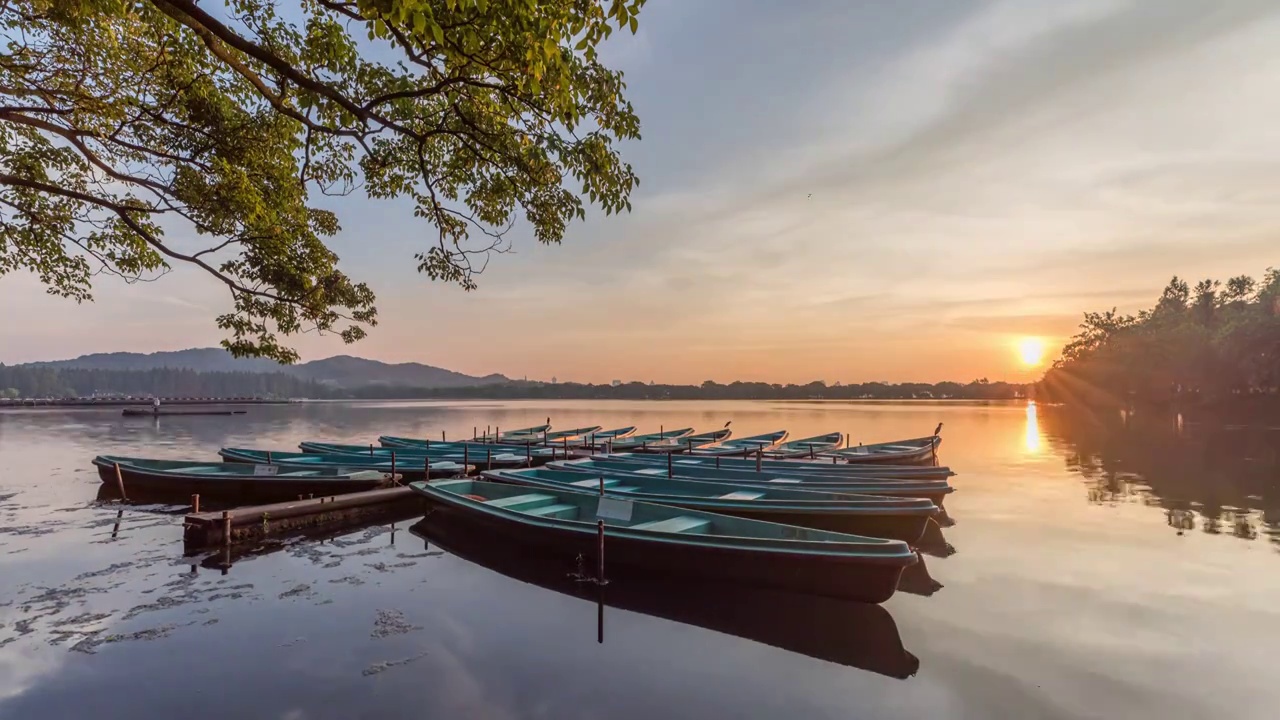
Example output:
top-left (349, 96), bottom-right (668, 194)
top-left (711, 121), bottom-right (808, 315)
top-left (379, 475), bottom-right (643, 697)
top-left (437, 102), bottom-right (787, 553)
top-left (1024, 401), bottom-right (1041, 453)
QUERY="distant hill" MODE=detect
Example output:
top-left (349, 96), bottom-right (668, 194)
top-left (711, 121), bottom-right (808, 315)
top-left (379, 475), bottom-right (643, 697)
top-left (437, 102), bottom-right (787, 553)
top-left (25, 348), bottom-right (509, 389)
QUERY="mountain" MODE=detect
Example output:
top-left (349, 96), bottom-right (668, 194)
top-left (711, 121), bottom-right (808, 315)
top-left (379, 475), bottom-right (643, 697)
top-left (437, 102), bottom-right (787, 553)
top-left (24, 348), bottom-right (509, 389)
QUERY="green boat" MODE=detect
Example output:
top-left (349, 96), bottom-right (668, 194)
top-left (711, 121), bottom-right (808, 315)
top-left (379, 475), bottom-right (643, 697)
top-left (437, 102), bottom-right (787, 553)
top-left (217, 448), bottom-right (469, 480)
top-left (92, 455), bottom-right (394, 500)
top-left (691, 430), bottom-right (789, 456)
top-left (764, 431), bottom-right (845, 458)
top-left (376, 436), bottom-right (562, 462)
top-left (599, 452), bottom-right (955, 479)
top-left (296, 441), bottom-right (532, 469)
top-left (530, 425), bottom-right (604, 446)
top-left (483, 467), bottom-right (938, 543)
top-left (472, 423), bottom-right (553, 442)
top-left (595, 427), bottom-right (695, 451)
top-left (823, 434), bottom-right (942, 465)
top-left (570, 426), bottom-right (638, 447)
top-left (410, 478), bottom-right (917, 604)
top-left (633, 426), bottom-right (733, 454)
top-left (549, 457), bottom-right (954, 506)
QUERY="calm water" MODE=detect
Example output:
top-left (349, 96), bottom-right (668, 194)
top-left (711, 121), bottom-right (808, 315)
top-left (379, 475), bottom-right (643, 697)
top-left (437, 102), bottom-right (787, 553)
top-left (1, 400), bottom-right (1278, 719)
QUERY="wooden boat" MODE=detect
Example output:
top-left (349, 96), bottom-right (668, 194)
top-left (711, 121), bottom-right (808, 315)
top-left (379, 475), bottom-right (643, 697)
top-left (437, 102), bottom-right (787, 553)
top-left (217, 448), bottom-right (469, 480)
top-left (597, 427), bottom-right (695, 451)
top-left (632, 427), bottom-right (734, 453)
top-left (549, 457), bottom-right (954, 507)
top-left (483, 467), bottom-right (939, 543)
top-left (409, 478), bottom-right (916, 604)
top-left (597, 452), bottom-right (955, 480)
top-left (409, 514), bottom-right (920, 678)
top-left (692, 430), bottom-right (789, 456)
top-left (121, 407), bottom-right (246, 417)
top-left (295, 441), bottom-right (531, 470)
top-left (92, 455), bottom-right (394, 500)
top-left (533, 425), bottom-right (605, 446)
top-left (824, 434), bottom-right (941, 465)
top-left (764, 431), bottom-right (844, 458)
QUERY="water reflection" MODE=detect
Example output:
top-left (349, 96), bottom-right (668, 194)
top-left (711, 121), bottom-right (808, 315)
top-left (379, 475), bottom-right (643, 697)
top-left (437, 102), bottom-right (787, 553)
top-left (408, 515), bottom-right (921, 680)
top-left (1023, 401), bottom-right (1041, 454)
top-left (1039, 404), bottom-right (1280, 550)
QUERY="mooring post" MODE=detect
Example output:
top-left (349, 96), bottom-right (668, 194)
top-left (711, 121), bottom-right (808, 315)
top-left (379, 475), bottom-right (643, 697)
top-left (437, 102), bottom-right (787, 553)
top-left (222, 510), bottom-right (231, 546)
top-left (496, 426), bottom-right (500, 441)
top-left (391, 451), bottom-right (397, 482)
top-left (486, 446), bottom-right (492, 471)
top-left (525, 443), bottom-right (531, 462)
top-left (442, 430), bottom-right (446, 442)
top-left (667, 451), bottom-right (673, 478)
top-left (756, 449), bottom-right (762, 473)
top-left (191, 494), bottom-right (200, 513)
top-left (716, 455), bottom-right (721, 469)
top-left (463, 444), bottom-right (470, 472)
top-left (810, 445), bottom-right (815, 460)
top-left (599, 476), bottom-right (605, 495)
top-left (266, 450), bottom-right (272, 464)
top-left (423, 455), bottom-right (430, 479)
top-left (596, 519), bottom-right (605, 583)
top-left (473, 426), bottom-right (477, 440)
top-left (369, 443), bottom-right (374, 457)
top-left (660, 424), bottom-right (664, 437)
top-left (113, 462), bottom-right (128, 502)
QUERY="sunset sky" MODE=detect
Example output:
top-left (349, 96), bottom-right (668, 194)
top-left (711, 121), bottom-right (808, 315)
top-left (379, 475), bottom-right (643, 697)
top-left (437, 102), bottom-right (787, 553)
top-left (3, 0), bottom-right (1280, 384)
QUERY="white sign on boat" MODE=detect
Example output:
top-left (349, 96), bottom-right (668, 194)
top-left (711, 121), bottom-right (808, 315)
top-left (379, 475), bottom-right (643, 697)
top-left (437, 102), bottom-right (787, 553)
top-left (253, 464), bottom-right (279, 476)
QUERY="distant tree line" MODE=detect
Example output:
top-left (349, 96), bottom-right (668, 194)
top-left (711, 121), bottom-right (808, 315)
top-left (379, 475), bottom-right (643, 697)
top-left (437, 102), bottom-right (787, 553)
top-left (0, 365), bottom-right (1029, 402)
top-left (346, 378), bottom-right (1027, 401)
top-left (1036, 269), bottom-right (1280, 406)
top-left (0, 365), bottom-right (333, 399)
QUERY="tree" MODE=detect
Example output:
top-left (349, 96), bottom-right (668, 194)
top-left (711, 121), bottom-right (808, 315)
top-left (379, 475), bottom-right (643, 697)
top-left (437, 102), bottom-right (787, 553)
top-left (0, 0), bottom-right (643, 361)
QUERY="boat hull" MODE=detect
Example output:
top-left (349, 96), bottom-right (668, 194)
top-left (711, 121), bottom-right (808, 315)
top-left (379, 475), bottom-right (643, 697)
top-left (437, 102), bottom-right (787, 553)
top-left (415, 494), bottom-right (912, 604)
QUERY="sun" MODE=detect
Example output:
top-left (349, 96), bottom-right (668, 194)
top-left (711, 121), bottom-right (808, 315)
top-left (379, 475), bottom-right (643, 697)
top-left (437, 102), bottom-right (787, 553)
top-left (1016, 337), bottom-right (1047, 367)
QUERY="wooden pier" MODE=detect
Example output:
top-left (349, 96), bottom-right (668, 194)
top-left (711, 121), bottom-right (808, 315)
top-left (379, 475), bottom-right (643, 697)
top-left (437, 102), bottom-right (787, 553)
top-left (183, 487), bottom-right (424, 548)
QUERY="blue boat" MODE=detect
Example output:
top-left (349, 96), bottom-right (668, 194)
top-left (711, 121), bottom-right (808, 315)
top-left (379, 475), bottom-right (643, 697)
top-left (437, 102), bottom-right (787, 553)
top-left (597, 452), bottom-right (954, 480)
top-left (632, 426), bottom-right (734, 453)
top-left (93, 455), bottom-right (394, 500)
top-left (296, 441), bottom-right (532, 469)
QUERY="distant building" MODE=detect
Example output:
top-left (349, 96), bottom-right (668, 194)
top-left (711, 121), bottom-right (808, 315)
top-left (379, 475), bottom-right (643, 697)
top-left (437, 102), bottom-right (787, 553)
top-left (551, 376), bottom-right (557, 384)
top-left (611, 380), bottom-right (622, 387)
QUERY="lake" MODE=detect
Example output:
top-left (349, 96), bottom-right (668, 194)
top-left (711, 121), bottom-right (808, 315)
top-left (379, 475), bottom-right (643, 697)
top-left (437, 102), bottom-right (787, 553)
top-left (1, 400), bottom-right (1277, 719)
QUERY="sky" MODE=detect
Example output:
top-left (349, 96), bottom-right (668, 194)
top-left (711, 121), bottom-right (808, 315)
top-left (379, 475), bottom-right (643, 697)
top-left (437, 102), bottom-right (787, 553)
top-left (4, 0), bottom-right (1280, 384)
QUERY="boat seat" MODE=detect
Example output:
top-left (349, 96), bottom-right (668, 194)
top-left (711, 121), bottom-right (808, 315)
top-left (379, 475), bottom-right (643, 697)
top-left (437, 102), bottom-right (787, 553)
top-left (523, 503), bottom-right (579, 519)
top-left (485, 493), bottom-right (557, 511)
top-left (609, 485), bottom-right (640, 493)
top-left (569, 478), bottom-right (619, 488)
top-left (717, 490), bottom-right (765, 500)
top-left (630, 516), bottom-right (711, 534)
top-left (180, 466), bottom-right (222, 473)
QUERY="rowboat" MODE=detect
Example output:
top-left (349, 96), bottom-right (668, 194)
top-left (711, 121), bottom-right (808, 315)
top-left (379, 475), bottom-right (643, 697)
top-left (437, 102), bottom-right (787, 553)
top-left (483, 467), bottom-right (939, 543)
top-left (692, 430), bottom-right (789, 456)
top-left (633, 427), bottom-right (733, 454)
top-left (536, 426), bottom-right (605, 445)
top-left (549, 457), bottom-right (954, 506)
top-left (573, 426), bottom-right (638, 447)
top-left (596, 427), bottom-right (694, 451)
top-left (763, 431), bottom-right (845, 458)
top-left (296, 441), bottom-right (532, 470)
top-left (217, 448), bottom-right (470, 480)
top-left (824, 435), bottom-right (941, 465)
top-left (409, 478), bottom-right (916, 604)
top-left (408, 514), bottom-right (920, 678)
top-left (92, 455), bottom-right (394, 500)
top-left (595, 452), bottom-right (955, 480)
top-left (473, 423), bottom-right (553, 442)
top-left (121, 407), bottom-right (246, 417)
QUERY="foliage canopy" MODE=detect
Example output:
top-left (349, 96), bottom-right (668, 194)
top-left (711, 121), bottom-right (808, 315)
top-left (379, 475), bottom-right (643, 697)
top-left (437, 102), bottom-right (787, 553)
top-left (1037, 269), bottom-right (1280, 405)
top-left (0, 0), bottom-right (643, 361)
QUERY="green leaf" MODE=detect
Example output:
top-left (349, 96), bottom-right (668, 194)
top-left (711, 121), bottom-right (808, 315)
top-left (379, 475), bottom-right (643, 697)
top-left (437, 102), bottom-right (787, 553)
top-left (429, 20), bottom-right (444, 45)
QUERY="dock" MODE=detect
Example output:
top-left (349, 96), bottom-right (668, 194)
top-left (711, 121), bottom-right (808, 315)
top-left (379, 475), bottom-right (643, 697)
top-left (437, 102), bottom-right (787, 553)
top-left (183, 487), bottom-right (424, 548)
